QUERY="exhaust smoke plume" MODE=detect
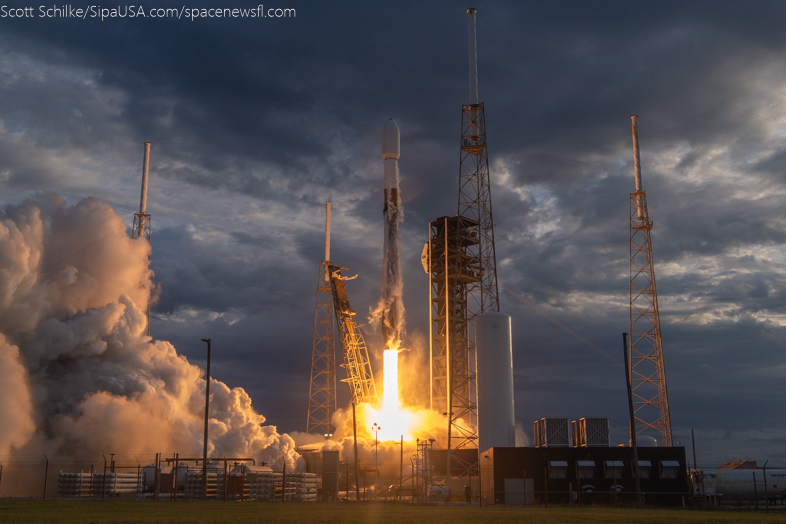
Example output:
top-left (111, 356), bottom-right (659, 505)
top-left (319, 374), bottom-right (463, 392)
top-left (0, 195), bottom-right (298, 467)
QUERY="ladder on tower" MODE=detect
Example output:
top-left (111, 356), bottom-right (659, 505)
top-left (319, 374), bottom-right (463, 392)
top-left (327, 263), bottom-right (379, 406)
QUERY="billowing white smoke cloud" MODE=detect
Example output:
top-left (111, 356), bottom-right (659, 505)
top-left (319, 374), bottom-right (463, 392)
top-left (0, 195), bottom-right (298, 467)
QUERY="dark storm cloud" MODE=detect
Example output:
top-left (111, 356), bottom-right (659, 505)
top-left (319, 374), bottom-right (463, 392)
top-left (1, 0), bottom-right (786, 462)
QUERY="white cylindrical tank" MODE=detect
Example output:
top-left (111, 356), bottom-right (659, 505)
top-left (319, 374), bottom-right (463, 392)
top-left (142, 464), bottom-right (158, 490)
top-left (476, 312), bottom-right (515, 452)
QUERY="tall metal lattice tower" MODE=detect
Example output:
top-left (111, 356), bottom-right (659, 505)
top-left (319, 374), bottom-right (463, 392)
top-left (307, 202), bottom-right (337, 435)
top-left (429, 7), bottom-right (500, 476)
top-left (628, 116), bottom-right (673, 446)
top-left (428, 216), bottom-right (480, 456)
top-left (131, 142), bottom-right (152, 336)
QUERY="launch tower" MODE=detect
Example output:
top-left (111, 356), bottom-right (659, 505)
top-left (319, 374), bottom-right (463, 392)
top-left (628, 116), bottom-right (673, 446)
top-left (307, 203), bottom-right (337, 435)
top-left (308, 203), bottom-right (379, 434)
top-left (430, 7), bottom-right (499, 476)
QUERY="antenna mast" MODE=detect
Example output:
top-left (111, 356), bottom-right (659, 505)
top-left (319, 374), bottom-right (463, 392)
top-left (628, 116), bottom-right (673, 446)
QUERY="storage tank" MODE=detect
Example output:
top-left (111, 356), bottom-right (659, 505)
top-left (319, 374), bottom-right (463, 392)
top-left (476, 312), bottom-right (515, 452)
top-left (142, 464), bottom-right (158, 490)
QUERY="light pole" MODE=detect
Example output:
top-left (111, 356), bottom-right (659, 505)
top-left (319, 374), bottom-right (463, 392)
top-left (428, 438), bottom-right (435, 499)
top-left (201, 338), bottom-right (211, 500)
top-left (372, 423), bottom-right (381, 499)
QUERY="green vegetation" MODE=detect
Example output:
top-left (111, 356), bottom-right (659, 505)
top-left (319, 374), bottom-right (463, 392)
top-left (0, 500), bottom-right (782, 524)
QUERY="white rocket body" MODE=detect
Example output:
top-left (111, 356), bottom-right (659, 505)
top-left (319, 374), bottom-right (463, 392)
top-left (381, 119), bottom-right (403, 349)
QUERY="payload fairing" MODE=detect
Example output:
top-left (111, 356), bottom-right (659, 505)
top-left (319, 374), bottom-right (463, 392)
top-left (381, 119), bottom-right (403, 350)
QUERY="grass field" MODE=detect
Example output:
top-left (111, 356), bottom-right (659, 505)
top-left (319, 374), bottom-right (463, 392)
top-left (0, 501), bottom-right (783, 524)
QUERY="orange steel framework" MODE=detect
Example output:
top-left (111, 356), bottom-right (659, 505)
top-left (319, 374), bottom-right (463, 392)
top-left (628, 115), bottom-right (673, 446)
top-left (306, 261), bottom-right (337, 435)
top-left (428, 216), bottom-right (480, 425)
top-left (428, 101), bottom-right (500, 477)
top-left (327, 263), bottom-right (379, 406)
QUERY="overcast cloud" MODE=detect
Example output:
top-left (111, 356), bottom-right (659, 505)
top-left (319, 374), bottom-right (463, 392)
top-left (1, 0), bottom-right (785, 466)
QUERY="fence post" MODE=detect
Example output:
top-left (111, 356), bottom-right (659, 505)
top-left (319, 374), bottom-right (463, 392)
top-left (43, 455), bottom-right (49, 500)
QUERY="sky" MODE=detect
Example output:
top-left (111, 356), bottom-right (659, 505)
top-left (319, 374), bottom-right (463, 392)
top-left (1, 0), bottom-right (785, 467)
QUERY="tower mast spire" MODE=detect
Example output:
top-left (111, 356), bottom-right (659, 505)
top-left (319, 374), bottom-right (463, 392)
top-left (628, 116), bottom-right (673, 446)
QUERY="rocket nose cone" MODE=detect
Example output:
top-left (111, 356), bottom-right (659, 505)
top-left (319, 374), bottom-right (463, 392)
top-left (382, 119), bottom-right (400, 160)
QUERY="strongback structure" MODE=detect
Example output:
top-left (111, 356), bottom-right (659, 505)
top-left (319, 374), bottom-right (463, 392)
top-left (307, 202), bottom-right (337, 435)
top-left (628, 116), bottom-right (673, 446)
top-left (308, 202), bottom-right (379, 434)
top-left (131, 142), bottom-right (152, 336)
top-left (328, 261), bottom-right (379, 406)
top-left (429, 8), bottom-right (500, 477)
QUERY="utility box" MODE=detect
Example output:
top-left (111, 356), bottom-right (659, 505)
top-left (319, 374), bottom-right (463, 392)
top-left (534, 418), bottom-right (569, 447)
top-left (573, 418), bottom-right (609, 447)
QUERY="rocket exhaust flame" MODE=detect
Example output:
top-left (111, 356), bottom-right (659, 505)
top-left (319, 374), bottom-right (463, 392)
top-left (383, 349), bottom-right (400, 412)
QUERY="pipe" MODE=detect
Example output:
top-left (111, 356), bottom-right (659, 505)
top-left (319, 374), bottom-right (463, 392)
top-left (140, 142), bottom-right (151, 214)
top-left (325, 202), bottom-right (331, 281)
top-left (201, 338), bottom-right (212, 500)
top-left (630, 116), bottom-right (644, 219)
top-left (352, 402), bottom-right (360, 503)
top-left (467, 8), bottom-right (478, 105)
top-left (399, 435), bottom-right (403, 502)
top-left (623, 332), bottom-right (642, 506)
top-left (325, 201), bottom-right (331, 262)
top-left (154, 453), bottom-right (159, 501)
top-left (43, 455), bottom-right (48, 500)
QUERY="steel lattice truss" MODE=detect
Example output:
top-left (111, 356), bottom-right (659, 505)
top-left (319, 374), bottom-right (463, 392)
top-left (131, 212), bottom-right (151, 242)
top-left (307, 262), bottom-right (337, 435)
top-left (458, 103), bottom-right (499, 315)
top-left (429, 217), bottom-right (479, 443)
top-left (629, 191), bottom-right (673, 446)
top-left (328, 263), bottom-right (379, 406)
top-left (441, 102), bottom-right (499, 462)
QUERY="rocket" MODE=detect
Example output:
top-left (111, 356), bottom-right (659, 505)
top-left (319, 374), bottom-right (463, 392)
top-left (381, 119), bottom-right (403, 350)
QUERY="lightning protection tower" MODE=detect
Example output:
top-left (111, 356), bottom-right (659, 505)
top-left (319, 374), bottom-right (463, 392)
top-left (131, 142), bottom-right (152, 336)
top-left (307, 202), bottom-right (337, 435)
top-left (628, 116), bottom-right (673, 446)
top-left (430, 7), bottom-right (501, 478)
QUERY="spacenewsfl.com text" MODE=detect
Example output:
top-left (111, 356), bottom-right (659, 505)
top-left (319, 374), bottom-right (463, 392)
top-left (0, 5), bottom-right (296, 21)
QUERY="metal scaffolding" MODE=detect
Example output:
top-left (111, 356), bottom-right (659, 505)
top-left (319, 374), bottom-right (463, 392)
top-left (432, 8), bottom-right (500, 477)
top-left (458, 102), bottom-right (499, 316)
top-left (306, 261), bottom-right (337, 435)
top-left (628, 116), bottom-right (673, 446)
top-left (328, 263), bottom-right (379, 406)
